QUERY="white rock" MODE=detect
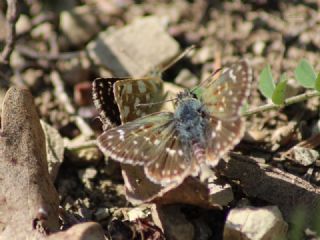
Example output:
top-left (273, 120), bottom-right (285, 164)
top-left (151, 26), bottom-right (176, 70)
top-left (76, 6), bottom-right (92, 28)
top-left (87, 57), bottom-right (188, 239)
top-left (292, 146), bottom-right (319, 166)
top-left (175, 68), bottom-right (198, 88)
top-left (86, 16), bottom-right (180, 77)
top-left (60, 5), bottom-right (100, 46)
top-left (223, 206), bottom-right (288, 240)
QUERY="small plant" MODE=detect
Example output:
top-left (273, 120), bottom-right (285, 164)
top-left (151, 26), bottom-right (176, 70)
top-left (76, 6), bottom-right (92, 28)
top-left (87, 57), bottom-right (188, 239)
top-left (244, 59), bottom-right (320, 116)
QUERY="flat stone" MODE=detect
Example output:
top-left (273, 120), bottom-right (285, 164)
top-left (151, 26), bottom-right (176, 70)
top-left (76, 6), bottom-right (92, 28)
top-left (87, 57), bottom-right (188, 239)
top-left (175, 68), bottom-right (198, 88)
top-left (223, 206), bottom-right (288, 240)
top-left (41, 120), bottom-right (64, 181)
top-left (86, 16), bottom-right (180, 77)
top-left (207, 181), bottom-right (234, 207)
top-left (60, 5), bottom-right (100, 46)
top-left (292, 146), bottom-right (319, 166)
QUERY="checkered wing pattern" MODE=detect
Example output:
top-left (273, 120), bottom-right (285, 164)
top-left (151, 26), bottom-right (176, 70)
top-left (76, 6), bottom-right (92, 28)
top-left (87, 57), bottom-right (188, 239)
top-left (201, 60), bottom-right (252, 166)
top-left (114, 77), bottom-right (165, 123)
top-left (92, 77), bottom-right (130, 127)
top-left (201, 60), bottom-right (252, 120)
top-left (97, 112), bottom-right (193, 186)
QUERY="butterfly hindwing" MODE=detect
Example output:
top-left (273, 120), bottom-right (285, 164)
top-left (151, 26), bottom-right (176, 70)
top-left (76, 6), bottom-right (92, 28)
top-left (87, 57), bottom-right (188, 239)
top-left (114, 77), bottom-right (165, 123)
top-left (145, 127), bottom-right (195, 186)
top-left (92, 77), bottom-right (130, 127)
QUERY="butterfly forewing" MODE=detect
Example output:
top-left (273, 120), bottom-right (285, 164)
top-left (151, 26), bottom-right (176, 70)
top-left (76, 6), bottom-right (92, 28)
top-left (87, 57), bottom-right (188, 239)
top-left (98, 111), bottom-right (194, 185)
top-left (202, 60), bottom-right (252, 120)
top-left (114, 77), bottom-right (165, 123)
top-left (98, 112), bottom-right (173, 164)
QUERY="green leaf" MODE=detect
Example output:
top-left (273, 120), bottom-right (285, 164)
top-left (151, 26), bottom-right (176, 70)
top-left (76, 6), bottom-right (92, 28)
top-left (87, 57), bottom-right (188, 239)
top-left (294, 59), bottom-right (317, 88)
top-left (272, 73), bottom-right (287, 105)
top-left (314, 73), bottom-right (320, 92)
top-left (258, 65), bottom-right (275, 99)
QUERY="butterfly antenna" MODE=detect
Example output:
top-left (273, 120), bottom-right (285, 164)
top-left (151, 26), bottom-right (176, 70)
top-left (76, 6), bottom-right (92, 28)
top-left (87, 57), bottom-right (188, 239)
top-left (191, 67), bottom-right (222, 94)
top-left (160, 45), bottom-right (196, 73)
top-left (136, 97), bottom-right (179, 108)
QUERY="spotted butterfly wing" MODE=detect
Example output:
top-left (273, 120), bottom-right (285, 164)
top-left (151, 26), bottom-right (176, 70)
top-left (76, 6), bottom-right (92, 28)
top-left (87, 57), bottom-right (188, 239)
top-left (114, 77), bottom-right (165, 123)
top-left (97, 112), bottom-right (193, 186)
top-left (201, 60), bottom-right (252, 166)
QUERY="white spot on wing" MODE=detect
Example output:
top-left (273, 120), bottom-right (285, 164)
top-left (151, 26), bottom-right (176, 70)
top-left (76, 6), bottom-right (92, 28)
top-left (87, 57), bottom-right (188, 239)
top-left (166, 148), bottom-right (176, 156)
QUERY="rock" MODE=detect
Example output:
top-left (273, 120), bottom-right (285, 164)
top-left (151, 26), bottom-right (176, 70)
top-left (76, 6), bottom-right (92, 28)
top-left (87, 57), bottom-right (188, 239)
top-left (192, 46), bottom-right (215, 64)
top-left (57, 53), bottom-right (91, 85)
top-left (31, 22), bottom-right (54, 40)
top-left (252, 41), bottom-right (266, 56)
top-left (78, 167), bottom-right (97, 190)
top-left (223, 206), bottom-right (288, 240)
top-left (41, 120), bottom-right (64, 181)
top-left (86, 16), bottom-right (180, 77)
top-left (128, 205), bottom-right (151, 221)
top-left (152, 205), bottom-right (194, 240)
top-left (23, 68), bottom-right (43, 90)
top-left (60, 5), bottom-right (100, 47)
top-left (175, 68), bottom-right (198, 88)
top-left (48, 222), bottom-right (105, 240)
top-left (207, 180), bottom-right (234, 207)
top-left (15, 14), bottom-right (32, 35)
top-left (200, 165), bottom-right (234, 207)
top-left (0, 87), bottom-right (60, 239)
top-left (65, 135), bottom-right (102, 165)
top-left (292, 146), bottom-right (319, 166)
top-left (94, 208), bottom-right (111, 221)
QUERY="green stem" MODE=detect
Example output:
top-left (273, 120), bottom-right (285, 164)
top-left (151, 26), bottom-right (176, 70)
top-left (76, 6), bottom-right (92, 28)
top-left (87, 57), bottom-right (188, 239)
top-left (243, 90), bottom-right (320, 117)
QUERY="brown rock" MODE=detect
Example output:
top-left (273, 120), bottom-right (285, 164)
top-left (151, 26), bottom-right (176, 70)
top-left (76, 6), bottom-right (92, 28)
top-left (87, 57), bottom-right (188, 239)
top-left (0, 87), bottom-right (59, 239)
top-left (48, 222), bottom-right (105, 240)
top-left (152, 204), bottom-right (194, 240)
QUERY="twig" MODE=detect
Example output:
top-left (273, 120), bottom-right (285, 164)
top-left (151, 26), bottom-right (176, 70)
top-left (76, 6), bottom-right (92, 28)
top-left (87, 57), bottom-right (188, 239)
top-left (243, 90), bottom-right (320, 117)
top-left (50, 70), bottom-right (94, 138)
top-left (1, 0), bottom-right (19, 64)
top-left (16, 45), bottom-right (82, 61)
top-left (65, 140), bottom-right (97, 151)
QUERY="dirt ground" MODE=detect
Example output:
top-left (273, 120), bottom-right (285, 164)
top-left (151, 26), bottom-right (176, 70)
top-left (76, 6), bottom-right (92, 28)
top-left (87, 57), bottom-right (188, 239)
top-left (1, 0), bottom-right (320, 239)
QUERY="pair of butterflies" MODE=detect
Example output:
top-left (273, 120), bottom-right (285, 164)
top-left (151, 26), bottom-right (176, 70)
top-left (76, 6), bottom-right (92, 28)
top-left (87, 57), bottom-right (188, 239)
top-left (93, 60), bottom-right (252, 187)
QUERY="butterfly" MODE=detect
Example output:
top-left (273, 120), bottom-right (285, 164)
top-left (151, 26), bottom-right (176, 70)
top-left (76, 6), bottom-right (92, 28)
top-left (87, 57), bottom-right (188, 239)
top-left (93, 75), bottom-right (177, 203)
top-left (95, 60), bottom-right (252, 186)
